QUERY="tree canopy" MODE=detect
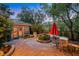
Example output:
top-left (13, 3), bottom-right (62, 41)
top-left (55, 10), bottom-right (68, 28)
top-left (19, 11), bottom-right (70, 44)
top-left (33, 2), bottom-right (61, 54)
top-left (0, 4), bottom-right (13, 18)
top-left (17, 7), bottom-right (46, 34)
top-left (42, 3), bottom-right (79, 40)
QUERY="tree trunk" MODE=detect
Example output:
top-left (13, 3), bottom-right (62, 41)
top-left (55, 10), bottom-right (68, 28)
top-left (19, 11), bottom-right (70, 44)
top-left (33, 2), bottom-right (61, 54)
top-left (70, 28), bottom-right (74, 41)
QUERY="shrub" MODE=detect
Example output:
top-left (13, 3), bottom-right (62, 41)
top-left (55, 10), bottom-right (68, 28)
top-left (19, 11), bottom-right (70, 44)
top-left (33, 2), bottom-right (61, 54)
top-left (24, 34), bottom-right (30, 38)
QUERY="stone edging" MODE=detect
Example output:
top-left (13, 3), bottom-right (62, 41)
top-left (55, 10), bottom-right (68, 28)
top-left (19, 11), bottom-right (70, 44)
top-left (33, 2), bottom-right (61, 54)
top-left (4, 45), bottom-right (15, 56)
top-left (37, 39), bottom-right (51, 43)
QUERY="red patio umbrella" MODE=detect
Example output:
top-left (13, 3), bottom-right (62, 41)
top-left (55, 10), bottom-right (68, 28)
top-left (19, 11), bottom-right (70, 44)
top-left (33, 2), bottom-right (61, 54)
top-left (49, 22), bottom-right (59, 36)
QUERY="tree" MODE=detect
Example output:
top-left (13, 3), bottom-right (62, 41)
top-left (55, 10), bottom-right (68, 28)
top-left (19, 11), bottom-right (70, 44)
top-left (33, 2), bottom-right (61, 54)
top-left (17, 7), bottom-right (33, 24)
top-left (0, 4), bottom-right (13, 48)
top-left (42, 3), bottom-right (79, 40)
top-left (0, 4), bottom-right (13, 18)
top-left (17, 7), bottom-right (46, 34)
top-left (0, 16), bottom-right (13, 48)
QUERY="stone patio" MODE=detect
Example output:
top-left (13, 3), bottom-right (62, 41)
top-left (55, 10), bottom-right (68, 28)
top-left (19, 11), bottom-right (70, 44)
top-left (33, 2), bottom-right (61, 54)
top-left (9, 38), bottom-right (72, 56)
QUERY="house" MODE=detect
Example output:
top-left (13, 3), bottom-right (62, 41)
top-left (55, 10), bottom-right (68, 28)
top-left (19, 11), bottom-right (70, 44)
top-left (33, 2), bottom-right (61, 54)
top-left (11, 20), bottom-right (32, 39)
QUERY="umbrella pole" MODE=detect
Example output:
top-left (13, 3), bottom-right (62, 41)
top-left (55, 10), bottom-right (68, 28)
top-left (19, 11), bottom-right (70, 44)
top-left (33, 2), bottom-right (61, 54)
top-left (49, 35), bottom-right (55, 47)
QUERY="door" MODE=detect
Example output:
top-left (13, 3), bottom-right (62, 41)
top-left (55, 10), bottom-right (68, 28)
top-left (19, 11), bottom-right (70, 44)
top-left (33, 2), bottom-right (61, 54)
top-left (18, 27), bottom-right (23, 37)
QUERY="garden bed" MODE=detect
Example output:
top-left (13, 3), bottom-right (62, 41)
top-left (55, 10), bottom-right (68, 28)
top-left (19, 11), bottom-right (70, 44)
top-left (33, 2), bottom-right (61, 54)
top-left (0, 44), bottom-right (15, 56)
top-left (37, 34), bottom-right (51, 43)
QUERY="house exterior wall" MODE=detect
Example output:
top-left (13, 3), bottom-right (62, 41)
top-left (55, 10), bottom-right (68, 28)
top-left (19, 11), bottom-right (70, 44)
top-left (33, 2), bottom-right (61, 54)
top-left (12, 24), bottom-right (30, 39)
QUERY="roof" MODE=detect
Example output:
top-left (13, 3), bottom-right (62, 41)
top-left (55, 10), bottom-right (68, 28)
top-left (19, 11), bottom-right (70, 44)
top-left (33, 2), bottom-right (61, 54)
top-left (12, 19), bottom-right (32, 26)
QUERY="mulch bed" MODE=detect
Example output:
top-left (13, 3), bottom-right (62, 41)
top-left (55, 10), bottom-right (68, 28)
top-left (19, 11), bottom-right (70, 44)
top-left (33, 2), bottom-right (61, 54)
top-left (0, 45), bottom-right (11, 56)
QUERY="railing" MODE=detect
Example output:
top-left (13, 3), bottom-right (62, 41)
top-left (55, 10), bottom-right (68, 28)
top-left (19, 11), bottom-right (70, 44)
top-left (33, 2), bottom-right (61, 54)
top-left (58, 37), bottom-right (79, 54)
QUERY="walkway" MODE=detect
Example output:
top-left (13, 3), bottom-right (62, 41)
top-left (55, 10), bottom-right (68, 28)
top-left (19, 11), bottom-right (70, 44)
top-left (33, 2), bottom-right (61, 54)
top-left (9, 38), bottom-right (71, 56)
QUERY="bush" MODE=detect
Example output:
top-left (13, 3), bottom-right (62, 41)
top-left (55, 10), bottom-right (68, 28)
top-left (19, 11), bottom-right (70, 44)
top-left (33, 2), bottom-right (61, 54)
top-left (24, 34), bottom-right (30, 38)
top-left (38, 34), bottom-right (50, 41)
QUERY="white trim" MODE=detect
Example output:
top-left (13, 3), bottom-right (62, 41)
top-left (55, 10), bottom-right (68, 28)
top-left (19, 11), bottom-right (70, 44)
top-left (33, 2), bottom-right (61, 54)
top-left (59, 37), bottom-right (68, 40)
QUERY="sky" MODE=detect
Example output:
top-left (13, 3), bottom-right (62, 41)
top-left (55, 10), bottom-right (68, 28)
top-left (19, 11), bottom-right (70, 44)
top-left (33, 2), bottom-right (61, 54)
top-left (5, 3), bottom-right (41, 19)
top-left (4, 3), bottom-right (53, 23)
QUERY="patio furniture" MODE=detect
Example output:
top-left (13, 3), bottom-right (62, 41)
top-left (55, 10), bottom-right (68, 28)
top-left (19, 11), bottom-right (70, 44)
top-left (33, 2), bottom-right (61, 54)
top-left (52, 35), bottom-right (59, 48)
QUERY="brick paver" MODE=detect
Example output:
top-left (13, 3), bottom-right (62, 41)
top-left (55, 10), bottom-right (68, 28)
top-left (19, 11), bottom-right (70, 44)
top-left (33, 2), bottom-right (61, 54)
top-left (9, 38), bottom-right (72, 56)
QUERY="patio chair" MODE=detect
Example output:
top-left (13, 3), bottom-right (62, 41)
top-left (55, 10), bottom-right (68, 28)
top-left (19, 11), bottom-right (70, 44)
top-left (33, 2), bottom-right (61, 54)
top-left (50, 35), bottom-right (59, 48)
